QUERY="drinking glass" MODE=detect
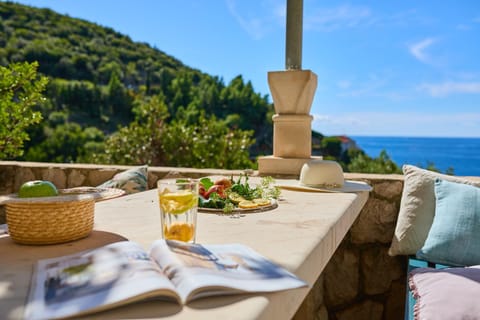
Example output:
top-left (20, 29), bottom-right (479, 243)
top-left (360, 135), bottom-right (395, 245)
top-left (157, 179), bottom-right (199, 243)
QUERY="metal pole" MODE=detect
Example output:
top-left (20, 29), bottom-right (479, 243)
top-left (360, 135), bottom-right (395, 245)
top-left (285, 0), bottom-right (303, 70)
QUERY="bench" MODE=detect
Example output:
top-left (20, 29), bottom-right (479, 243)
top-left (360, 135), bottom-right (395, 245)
top-left (388, 165), bottom-right (480, 320)
top-left (404, 257), bottom-right (452, 320)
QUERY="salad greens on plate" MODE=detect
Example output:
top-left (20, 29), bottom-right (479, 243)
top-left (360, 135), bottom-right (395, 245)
top-left (198, 175), bottom-right (281, 213)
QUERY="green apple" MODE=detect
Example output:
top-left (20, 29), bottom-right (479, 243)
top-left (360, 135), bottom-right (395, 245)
top-left (18, 180), bottom-right (59, 198)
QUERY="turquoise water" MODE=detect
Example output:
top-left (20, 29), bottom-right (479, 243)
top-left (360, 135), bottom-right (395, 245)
top-left (351, 136), bottom-right (480, 177)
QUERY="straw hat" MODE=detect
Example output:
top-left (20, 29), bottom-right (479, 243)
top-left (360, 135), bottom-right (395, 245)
top-left (277, 160), bottom-right (372, 193)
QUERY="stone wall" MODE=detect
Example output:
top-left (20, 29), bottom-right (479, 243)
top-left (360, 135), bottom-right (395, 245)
top-left (1, 162), bottom-right (406, 319)
top-left (293, 173), bottom-right (407, 320)
top-left (0, 161), bottom-right (250, 195)
top-left (0, 161), bottom-right (248, 224)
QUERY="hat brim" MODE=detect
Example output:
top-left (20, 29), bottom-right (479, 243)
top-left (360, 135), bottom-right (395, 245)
top-left (276, 179), bottom-right (372, 193)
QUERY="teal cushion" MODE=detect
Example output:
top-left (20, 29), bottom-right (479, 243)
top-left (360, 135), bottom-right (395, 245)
top-left (97, 166), bottom-right (148, 194)
top-left (417, 179), bottom-right (480, 266)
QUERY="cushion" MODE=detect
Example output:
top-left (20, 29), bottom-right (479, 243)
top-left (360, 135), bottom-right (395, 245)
top-left (416, 179), bottom-right (480, 266)
top-left (409, 266), bottom-right (480, 320)
top-left (97, 166), bottom-right (148, 194)
top-left (388, 165), bottom-right (480, 256)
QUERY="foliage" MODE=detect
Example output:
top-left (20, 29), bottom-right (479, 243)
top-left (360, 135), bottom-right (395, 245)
top-left (318, 136), bottom-right (403, 174)
top-left (0, 2), bottom-right (273, 167)
top-left (0, 61), bottom-right (47, 159)
top-left (198, 175), bottom-right (279, 213)
top-left (320, 136), bottom-right (342, 159)
top-left (0, 2), bottom-right (427, 174)
top-left (161, 111), bottom-right (255, 169)
top-left (95, 93), bottom-right (168, 165)
top-left (346, 149), bottom-right (402, 174)
top-left (97, 94), bottom-right (255, 169)
top-left (25, 122), bottom-right (105, 163)
top-left (420, 161), bottom-right (455, 175)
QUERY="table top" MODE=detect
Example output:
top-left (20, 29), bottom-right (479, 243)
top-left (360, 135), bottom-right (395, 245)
top-left (0, 178), bottom-right (369, 320)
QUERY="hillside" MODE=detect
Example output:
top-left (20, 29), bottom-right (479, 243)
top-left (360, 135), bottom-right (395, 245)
top-left (1, 2), bottom-right (401, 173)
top-left (0, 2), bottom-right (275, 164)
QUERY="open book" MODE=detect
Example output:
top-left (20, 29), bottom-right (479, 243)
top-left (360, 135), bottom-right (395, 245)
top-left (25, 239), bottom-right (307, 320)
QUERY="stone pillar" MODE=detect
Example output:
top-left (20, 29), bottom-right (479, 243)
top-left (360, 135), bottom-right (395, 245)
top-left (285, 0), bottom-right (303, 70)
top-left (273, 114), bottom-right (313, 158)
top-left (257, 0), bottom-right (320, 176)
top-left (258, 70), bottom-right (321, 175)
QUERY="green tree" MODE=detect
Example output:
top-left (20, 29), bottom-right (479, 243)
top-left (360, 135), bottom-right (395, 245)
top-left (25, 122), bottom-right (104, 163)
top-left (97, 93), bottom-right (169, 165)
top-left (107, 71), bottom-right (132, 119)
top-left (1, 2), bottom-right (278, 163)
top-left (347, 150), bottom-right (401, 174)
top-left (98, 93), bottom-right (255, 169)
top-left (321, 136), bottom-right (342, 159)
top-left (76, 127), bottom-right (106, 163)
top-left (418, 161), bottom-right (454, 175)
top-left (161, 110), bottom-right (255, 169)
top-left (0, 61), bottom-right (48, 159)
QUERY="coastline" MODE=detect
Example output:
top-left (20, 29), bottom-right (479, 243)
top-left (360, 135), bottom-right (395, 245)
top-left (351, 136), bottom-right (480, 177)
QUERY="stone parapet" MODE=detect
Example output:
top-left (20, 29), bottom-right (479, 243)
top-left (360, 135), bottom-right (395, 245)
top-left (293, 173), bottom-right (406, 320)
top-left (0, 161), bottom-right (410, 319)
top-left (0, 161), bottom-right (248, 194)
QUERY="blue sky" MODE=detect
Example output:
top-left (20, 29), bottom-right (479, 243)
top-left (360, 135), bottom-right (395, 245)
top-left (9, 0), bottom-right (480, 137)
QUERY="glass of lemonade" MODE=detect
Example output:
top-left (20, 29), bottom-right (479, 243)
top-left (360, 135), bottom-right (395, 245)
top-left (157, 179), bottom-right (199, 243)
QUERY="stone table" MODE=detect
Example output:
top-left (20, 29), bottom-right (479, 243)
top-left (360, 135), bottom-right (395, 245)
top-left (0, 178), bottom-right (369, 319)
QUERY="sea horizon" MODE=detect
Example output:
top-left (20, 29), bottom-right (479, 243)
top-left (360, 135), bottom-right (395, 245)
top-left (350, 134), bottom-right (480, 139)
top-left (350, 135), bottom-right (480, 177)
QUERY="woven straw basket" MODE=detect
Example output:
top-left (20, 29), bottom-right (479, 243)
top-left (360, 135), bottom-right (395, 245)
top-left (5, 194), bottom-right (95, 245)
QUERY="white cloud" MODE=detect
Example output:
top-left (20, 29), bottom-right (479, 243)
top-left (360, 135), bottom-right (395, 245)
top-left (419, 81), bottom-right (480, 97)
top-left (304, 4), bottom-right (372, 32)
top-left (312, 114), bottom-right (330, 122)
top-left (338, 77), bottom-right (385, 97)
top-left (226, 0), bottom-right (283, 40)
top-left (456, 24), bottom-right (471, 31)
top-left (335, 72), bottom-right (398, 98)
top-left (311, 111), bottom-right (480, 137)
top-left (337, 80), bottom-right (351, 89)
top-left (408, 38), bottom-right (436, 64)
top-left (382, 9), bottom-right (427, 27)
top-left (303, 6), bottom-right (432, 32)
top-left (312, 113), bottom-right (366, 127)
top-left (273, 2), bottom-right (286, 19)
top-left (226, 0), bottom-right (266, 40)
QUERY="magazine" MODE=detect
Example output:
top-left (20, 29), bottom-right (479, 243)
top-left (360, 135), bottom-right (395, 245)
top-left (25, 239), bottom-right (307, 320)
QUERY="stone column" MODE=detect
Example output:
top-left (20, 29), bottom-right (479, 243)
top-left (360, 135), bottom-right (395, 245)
top-left (257, 70), bottom-right (321, 175)
top-left (285, 0), bottom-right (303, 70)
top-left (257, 0), bottom-right (321, 176)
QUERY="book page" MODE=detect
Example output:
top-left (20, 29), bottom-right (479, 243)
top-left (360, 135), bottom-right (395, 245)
top-left (25, 241), bottom-right (179, 320)
top-left (149, 240), bottom-right (307, 303)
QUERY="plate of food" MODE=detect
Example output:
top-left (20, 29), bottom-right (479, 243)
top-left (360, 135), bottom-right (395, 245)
top-left (198, 175), bottom-right (280, 214)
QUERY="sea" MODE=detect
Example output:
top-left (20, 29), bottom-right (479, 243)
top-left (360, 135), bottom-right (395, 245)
top-left (351, 136), bottom-right (480, 177)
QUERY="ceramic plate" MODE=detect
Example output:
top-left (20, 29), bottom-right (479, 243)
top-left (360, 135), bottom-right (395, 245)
top-left (59, 187), bottom-right (126, 202)
top-left (198, 199), bottom-right (278, 214)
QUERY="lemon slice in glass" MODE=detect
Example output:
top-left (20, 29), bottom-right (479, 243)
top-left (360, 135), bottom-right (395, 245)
top-left (163, 222), bottom-right (195, 242)
top-left (160, 191), bottom-right (197, 214)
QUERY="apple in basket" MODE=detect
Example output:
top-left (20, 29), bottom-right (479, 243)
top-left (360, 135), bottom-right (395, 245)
top-left (6, 180), bottom-right (95, 245)
top-left (18, 180), bottom-right (59, 198)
